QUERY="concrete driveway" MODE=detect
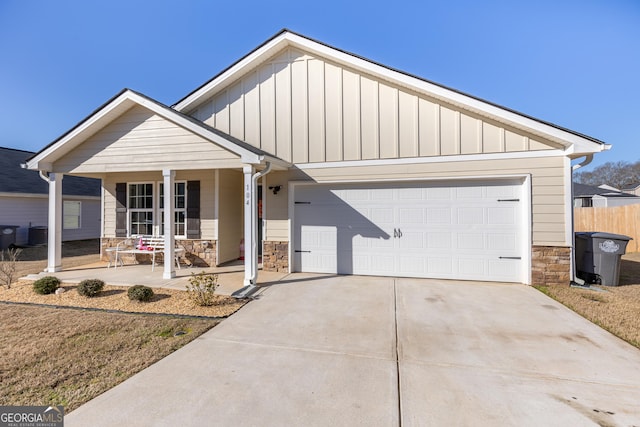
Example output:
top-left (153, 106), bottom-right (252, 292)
top-left (66, 275), bottom-right (640, 426)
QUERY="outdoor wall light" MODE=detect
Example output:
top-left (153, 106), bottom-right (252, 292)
top-left (269, 185), bottom-right (282, 195)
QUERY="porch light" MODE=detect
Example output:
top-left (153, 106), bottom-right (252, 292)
top-left (269, 185), bottom-right (282, 195)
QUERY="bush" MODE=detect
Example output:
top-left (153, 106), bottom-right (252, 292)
top-left (186, 272), bottom-right (219, 307)
top-left (77, 279), bottom-right (105, 297)
top-left (0, 248), bottom-right (22, 289)
top-left (128, 285), bottom-right (154, 302)
top-left (33, 276), bottom-right (61, 295)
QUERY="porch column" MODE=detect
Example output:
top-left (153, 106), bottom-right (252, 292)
top-left (162, 169), bottom-right (176, 279)
top-left (243, 165), bottom-right (256, 287)
top-left (47, 173), bottom-right (63, 272)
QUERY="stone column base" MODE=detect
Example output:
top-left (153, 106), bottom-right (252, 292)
top-left (263, 241), bottom-right (289, 272)
top-left (532, 246), bottom-right (571, 286)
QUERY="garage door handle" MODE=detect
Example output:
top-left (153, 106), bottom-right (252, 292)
top-left (295, 250), bottom-right (311, 253)
top-left (499, 256), bottom-right (521, 260)
top-left (497, 199), bottom-right (520, 202)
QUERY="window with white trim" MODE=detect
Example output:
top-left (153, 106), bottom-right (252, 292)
top-left (159, 181), bottom-right (187, 237)
top-left (63, 201), bottom-right (81, 229)
top-left (128, 183), bottom-right (154, 235)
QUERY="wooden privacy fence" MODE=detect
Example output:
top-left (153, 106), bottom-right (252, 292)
top-left (574, 204), bottom-right (640, 253)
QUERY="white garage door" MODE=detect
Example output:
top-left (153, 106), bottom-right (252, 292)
top-left (293, 180), bottom-right (526, 283)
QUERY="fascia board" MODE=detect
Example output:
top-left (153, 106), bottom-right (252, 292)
top-left (27, 90), bottom-right (268, 171)
top-left (26, 91), bottom-right (136, 171)
top-left (174, 33), bottom-right (290, 112)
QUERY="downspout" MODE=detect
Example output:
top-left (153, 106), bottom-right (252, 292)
top-left (249, 162), bottom-right (272, 284)
top-left (570, 154), bottom-right (594, 285)
top-left (234, 162), bottom-right (272, 298)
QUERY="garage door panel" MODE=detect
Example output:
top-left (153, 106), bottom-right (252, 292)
top-left (487, 234), bottom-right (518, 251)
top-left (426, 232), bottom-right (452, 249)
top-left (294, 180), bottom-right (524, 282)
top-left (457, 233), bottom-right (485, 250)
top-left (427, 257), bottom-right (453, 274)
top-left (458, 207), bottom-right (484, 224)
top-left (425, 187), bottom-right (453, 200)
top-left (488, 207), bottom-right (517, 224)
top-left (426, 208), bottom-right (453, 224)
top-left (457, 258), bottom-right (486, 276)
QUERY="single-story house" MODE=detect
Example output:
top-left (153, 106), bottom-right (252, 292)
top-left (25, 30), bottom-right (608, 291)
top-left (573, 183), bottom-right (640, 207)
top-left (622, 184), bottom-right (640, 196)
top-left (0, 147), bottom-right (100, 246)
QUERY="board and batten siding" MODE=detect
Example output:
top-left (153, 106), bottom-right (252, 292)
top-left (53, 105), bottom-right (243, 174)
top-left (102, 171), bottom-right (216, 239)
top-left (188, 48), bottom-right (557, 164)
top-left (263, 156), bottom-right (566, 246)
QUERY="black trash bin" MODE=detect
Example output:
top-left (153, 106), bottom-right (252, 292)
top-left (575, 232), bottom-right (633, 286)
top-left (0, 225), bottom-right (19, 250)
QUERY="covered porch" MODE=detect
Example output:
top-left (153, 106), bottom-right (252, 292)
top-left (24, 90), bottom-right (290, 296)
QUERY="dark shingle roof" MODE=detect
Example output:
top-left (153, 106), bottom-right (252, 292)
top-left (573, 182), bottom-right (635, 198)
top-left (0, 147), bottom-right (100, 197)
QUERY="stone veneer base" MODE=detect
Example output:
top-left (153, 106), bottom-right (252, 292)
top-left (531, 245), bottom-right (571, 287)
top-left (263, 241), bottom-right (289, 272)
top-left (101, 238), bottom-right (217, 267)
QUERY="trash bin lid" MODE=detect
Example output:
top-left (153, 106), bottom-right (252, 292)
top-left (585, 232), bottom-right (633, 241)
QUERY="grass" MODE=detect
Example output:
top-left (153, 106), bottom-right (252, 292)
top-left (534, 252), bottom-right (640, 350)
top-left (0, 303), bottom-right (218, 411)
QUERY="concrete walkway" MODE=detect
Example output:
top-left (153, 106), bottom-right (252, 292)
top-left (66, 275), bottom-right (640, 426)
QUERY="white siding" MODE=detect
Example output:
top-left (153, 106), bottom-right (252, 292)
top-left (188, 47), bottom-right (559, 164)
top-left (54, 105), bottom-right (243, 174)
top-left (266, 156), bottom-right (567, 246)
top-left (0, 195), bottom-right (100, 244)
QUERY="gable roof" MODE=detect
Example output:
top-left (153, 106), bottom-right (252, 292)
top-left (26, 89), bottom-right (290, 172)
top-left (174, 29), bottom-right (607, 157)
top-left (0, 147), bottom-right (100, 196)
top-left (573, 182), bottom-right (636, 198)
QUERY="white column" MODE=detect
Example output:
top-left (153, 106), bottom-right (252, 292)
top-left (243, 165), bottom-right (255, 286)
top-left (47, 173), bottom-right (63, 272)
top-left (163, 169), bottom-right (176, 279)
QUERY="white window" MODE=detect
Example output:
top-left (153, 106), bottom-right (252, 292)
top-left (63, 201), bottom-right (81, 229)
top-left (159, 182), bottom-right (187, 237)
top-left (126, 182), bottom-right (187, 237)
top-left (128, 183), bottom-right (154, 235)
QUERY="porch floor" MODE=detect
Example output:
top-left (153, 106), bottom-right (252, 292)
top-left (21, 261), bottom-right (290, 296)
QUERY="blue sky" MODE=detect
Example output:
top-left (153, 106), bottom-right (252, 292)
top-left (1, 0), bottom-right (638, 170)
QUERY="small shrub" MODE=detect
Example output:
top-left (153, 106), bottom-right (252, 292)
top-left (128, 285), bottom-right (154, 302)
top-left (77, 279), bottom-right (105, 297)
top-left (186, 272), bottom-right (219, 307)
top-left (0, 248), bottom-right (22, 289)
top-left (33, 276), bottom-right (61, 295)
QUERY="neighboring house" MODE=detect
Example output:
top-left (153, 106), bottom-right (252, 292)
top-left (0, 147), bottom-right (101, 245)
top-left (622, 184), bottom-right (640, 196)
top-left (25, 30), bottom-right (608, 289)
top-left (573, 183), bottom-right (640, 207)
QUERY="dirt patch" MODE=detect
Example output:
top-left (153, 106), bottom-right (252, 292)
top-left (537, 252), bottom-right (640, 349)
